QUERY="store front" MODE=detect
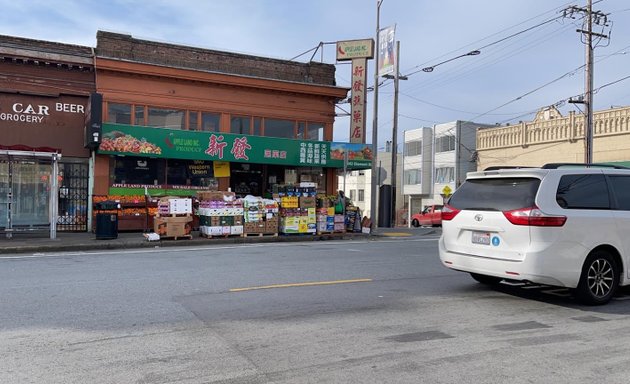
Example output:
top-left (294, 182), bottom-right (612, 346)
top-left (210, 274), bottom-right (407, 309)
top-left (95, 123), bottom-right (371, 199)
top-left (0, 93), bottom-right (91, 235)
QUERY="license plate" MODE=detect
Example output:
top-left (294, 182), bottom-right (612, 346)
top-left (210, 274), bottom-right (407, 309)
top-left (471, 231), bottom-right (491, 245)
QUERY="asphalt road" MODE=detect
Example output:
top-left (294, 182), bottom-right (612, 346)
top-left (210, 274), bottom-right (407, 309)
top-left (2, 234), bottom-right (630, 383)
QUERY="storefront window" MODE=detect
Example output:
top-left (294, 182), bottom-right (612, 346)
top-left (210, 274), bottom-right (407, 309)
top-left (297, 122), bottom-right (306, 140)
top-left (11, 160), bottom-right (51, 226)
top-left (112, 156), bottom-right (165, 185)
top-left (299, 167), bottom-right (326, 193)
top-left (147, 107), bottom-right (185, 130)
top-left (201, 112), bottom-right (221, 132)
top-left (107, 103), bottom-right (131, 124)
top-left (166, 159), bottom-right (216, 187)
top-left (230, 116), bottom-right (251, 135)
top-left (134, 105), bottom-right (145, 126)
top-left (307, 122), bottom-right (324, 141)
top-left (230, 163), bottom-right (263, 198)
top-left (189, 111), bottom-right (199, 131)
top-left (253, 117), bottom-right (262, 136)
top-left (264, 118), bottom-right (295, 138)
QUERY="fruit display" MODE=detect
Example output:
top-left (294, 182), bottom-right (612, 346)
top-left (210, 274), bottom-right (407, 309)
top-left (100, 131), bottom-right (162, 155)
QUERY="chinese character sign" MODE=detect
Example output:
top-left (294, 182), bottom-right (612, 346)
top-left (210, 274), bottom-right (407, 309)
top-left (350, 58), bottom-right (368, 144)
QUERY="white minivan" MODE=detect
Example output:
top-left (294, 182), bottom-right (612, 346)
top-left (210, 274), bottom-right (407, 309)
top-left (439, 163), bottom-right (630, 305)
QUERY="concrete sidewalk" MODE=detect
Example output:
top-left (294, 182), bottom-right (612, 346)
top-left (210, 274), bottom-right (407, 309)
top-left (0, 227), bottom-right (438, 255)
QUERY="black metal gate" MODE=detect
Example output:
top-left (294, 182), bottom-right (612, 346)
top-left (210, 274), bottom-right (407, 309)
top-left (57, 162), bottom-right (89, 232)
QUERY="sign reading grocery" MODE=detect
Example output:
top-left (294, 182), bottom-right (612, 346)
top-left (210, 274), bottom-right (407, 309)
top-left (98, 123), bottom-right (372, 169)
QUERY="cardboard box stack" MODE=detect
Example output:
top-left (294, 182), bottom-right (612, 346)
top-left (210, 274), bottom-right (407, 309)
top-left (277, 184), bottom-right (317, 235)
top-left (153, 197), bottom-right (193, 238)
top-left (316, 200), bottom-right (336, 234)
top-left (243, 196), bottom-right (279, 235)
top-left (197, 191), bottom-right (244, 237)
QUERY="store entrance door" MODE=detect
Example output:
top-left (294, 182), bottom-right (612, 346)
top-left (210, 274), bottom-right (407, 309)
top-left (0, 155), bottom-right (53, 237)
top-left (230, 163), bottom-right (263, 198)
top-left (57, 162), bottom-right (89, 232)
top-left (0, 159), bottom-right (9, 229)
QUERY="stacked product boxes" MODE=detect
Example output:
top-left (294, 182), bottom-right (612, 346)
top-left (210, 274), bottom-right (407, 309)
top-left (243, 196), bottom-right (279, 235)
top-left (153, 197), bottom-right (193, 238)
top-left (197, 191), bottom-right (244, 237)
top-left (276, 185), bottom-right (317, 234)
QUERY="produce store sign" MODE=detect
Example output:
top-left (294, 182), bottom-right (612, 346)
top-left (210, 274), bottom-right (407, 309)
top-left (98, 123), bottom-right (372, 169)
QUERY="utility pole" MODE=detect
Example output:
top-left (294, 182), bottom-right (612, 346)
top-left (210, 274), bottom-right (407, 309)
top-left (563, 0), bottom-right (610, 164)
top-left (584, 0), bottom-right (594, 164)
top-left (384, 41), bottom-right (407, 227)
top-left (369, 0), bottom-right (382, 233)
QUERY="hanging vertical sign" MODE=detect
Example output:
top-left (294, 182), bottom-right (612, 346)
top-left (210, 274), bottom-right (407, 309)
top-left (336, 39), bottom-right (374, 144)
top-left (378, 25), bottom-right (396, 77)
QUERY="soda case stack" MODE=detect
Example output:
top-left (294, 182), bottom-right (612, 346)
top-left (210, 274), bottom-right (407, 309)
top-left (153, 197), bottom-right (193, 238)
top-left (243, 196), bottom-right (279, 234)
top-left (197, 191), bottom-right (244, 237)
top-left (276, 184), bottom-right (317, 234)
top-left (315, 200), bottom-right (336, 234)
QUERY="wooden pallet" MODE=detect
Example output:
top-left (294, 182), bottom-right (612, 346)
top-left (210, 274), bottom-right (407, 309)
top-left (200, 233), bottom-right (244, 239)
top-left (243, 232), bottom-right (278, 237)
top-left (159, 234), bottom-right (193, 240)
top-left (155, 213), bottom-right (192, 218)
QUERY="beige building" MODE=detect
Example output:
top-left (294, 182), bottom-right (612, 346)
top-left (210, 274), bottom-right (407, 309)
top-left (476, 106), bottom-right (630, 170)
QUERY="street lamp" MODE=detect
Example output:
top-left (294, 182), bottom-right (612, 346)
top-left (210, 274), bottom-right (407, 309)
top-left (369, 0), bottom-right (383, 233)
top-left (420, 50), bottom-right (481, 73)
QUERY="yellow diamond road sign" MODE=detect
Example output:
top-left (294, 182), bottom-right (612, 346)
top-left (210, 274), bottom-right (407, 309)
top-left (442, 186), bottom-right (452, 197)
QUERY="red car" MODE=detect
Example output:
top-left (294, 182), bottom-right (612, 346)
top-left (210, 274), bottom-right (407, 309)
top-left (411, 204), bottom-right (443, 227)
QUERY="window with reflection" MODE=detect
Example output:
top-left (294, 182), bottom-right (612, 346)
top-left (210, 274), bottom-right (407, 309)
top-left (134, 105), bottom-right (145, 126)
top-left (107, 103), bottom-right (131, 124)
top-left (189, 111), bottom-right (199, 131)
top-left (253, 117), bottom-right (262, 136)
top-left (230, 116), bottom-right (251, 135)
top-left (264, 118), bottom-right (295, 138)
top-left (201, 112), bottom-right (221, 132)
top-left (307, 122), bottom-right (324, 141)
top-left (166, 159), bottom-right (215, 187)
top-left (148, 107), bottom-right (185, 130)
top-left (111, 156), bottom-right (165, 185)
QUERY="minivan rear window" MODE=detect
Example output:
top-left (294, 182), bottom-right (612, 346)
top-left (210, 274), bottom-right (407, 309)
top-left (448, 178), bottom-right (540, 211)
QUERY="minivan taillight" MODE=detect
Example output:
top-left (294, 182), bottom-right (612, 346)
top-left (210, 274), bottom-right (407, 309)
top-left (442, 204), bottom-right (461, 221)
top-left (503, 206), bottom-right (566, 227)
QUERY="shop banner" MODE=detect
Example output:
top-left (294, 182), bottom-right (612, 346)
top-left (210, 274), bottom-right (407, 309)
top-left (98, 123), bottom-right (372, 169)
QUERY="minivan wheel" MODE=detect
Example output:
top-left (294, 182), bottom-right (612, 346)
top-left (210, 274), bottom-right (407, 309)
top-left (575, 250), bottom-right (619, 305)
top-left (470, 273), bottom-right (502, 285)
top-left (411, 219), bottom-right (419, 227)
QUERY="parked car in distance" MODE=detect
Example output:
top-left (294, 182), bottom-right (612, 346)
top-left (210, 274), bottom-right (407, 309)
top-left (439, 163), bottom-right (630, 305)
top-left (411, 204), bottom-right (443, 227)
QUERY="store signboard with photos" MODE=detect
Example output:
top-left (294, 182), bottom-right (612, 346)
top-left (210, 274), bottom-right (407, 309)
top-left (98, 123), bottom-right (372, 169)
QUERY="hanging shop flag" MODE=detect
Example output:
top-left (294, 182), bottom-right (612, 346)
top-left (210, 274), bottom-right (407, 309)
top-left (378, 25), bottom-right (396, 77)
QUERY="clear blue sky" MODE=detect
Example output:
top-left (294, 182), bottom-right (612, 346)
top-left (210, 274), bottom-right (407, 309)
top-left (1, 0), bottom-right (628, 147)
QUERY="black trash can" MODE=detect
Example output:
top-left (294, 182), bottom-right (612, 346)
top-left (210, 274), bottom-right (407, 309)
top-left (95, 213), bottom-right (118, 239)
top-left (94, 201), bottom-right (119, 240)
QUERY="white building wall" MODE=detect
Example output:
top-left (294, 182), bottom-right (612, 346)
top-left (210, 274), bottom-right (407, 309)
top-left (338, 151), bottom-right (403, 223)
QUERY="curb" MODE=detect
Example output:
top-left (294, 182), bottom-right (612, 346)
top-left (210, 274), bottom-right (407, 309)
top-left (0, 232), bottom-right (371, 255)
